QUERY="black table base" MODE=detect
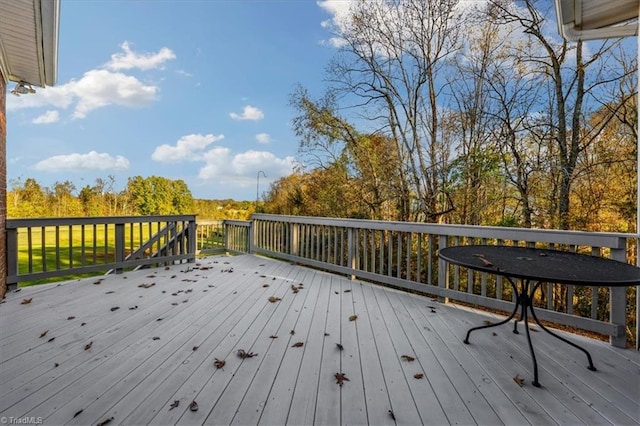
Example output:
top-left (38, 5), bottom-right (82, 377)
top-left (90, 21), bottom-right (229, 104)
top-left (463, 277), bottom-right (596, 387)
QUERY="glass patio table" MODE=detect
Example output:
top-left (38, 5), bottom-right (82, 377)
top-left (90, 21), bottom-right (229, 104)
top-left (438, 244), bottom-right (640, 387)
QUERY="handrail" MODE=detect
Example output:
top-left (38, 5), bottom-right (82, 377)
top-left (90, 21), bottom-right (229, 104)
top-left (224, 214), bottom-right (637, 348)
top-left (6, 215), bottom-right (197, 285)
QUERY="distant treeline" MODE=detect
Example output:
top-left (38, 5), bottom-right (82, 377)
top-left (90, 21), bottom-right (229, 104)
top-left (7, 175), bottom-right (253, 220)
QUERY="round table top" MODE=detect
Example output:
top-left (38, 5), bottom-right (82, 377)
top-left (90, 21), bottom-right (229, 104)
top-left (439, 245), bottom-right (640, 286)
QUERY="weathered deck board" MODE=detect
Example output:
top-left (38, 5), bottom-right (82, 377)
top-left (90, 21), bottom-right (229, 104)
top-left (1, 254), bottom-right (638, 426)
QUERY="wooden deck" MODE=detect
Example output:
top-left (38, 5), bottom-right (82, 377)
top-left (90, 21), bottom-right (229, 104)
top-left (1, 254), bottom-right (638, 426)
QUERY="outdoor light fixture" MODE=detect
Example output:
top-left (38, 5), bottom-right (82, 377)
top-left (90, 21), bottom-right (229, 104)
top-left (10, 81), bottom-right (36, 96)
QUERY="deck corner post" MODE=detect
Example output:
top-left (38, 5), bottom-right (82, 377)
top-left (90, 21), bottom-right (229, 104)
top-left (6, 226), bottom-right (18, 290)
top-left (115, 223), bottom-right (125, 274)
top-left (437, 235), bottom-right (449, 304)
top-left (187, 218), bottom-right (197, 263)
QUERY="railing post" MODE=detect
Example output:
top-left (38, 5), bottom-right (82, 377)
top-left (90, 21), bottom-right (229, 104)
top-left (248, 220), bottom-right (255, 254)
top-left (115, 223), bottom-right (125, 274)
top-left (6, 227), bottom-right (18, 289)
top-left (187, 220), bottom-right (196, 263)
top-left (290, 223), bottom-right (299, 256)
top-left (437, 235), bottom-right (449, 304)
top-left (609, 246), bottom-right (627, 348)
top-left (347, 227), bottom-right (357, 280)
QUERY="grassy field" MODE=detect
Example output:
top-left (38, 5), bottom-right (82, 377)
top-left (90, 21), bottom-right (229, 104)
top-left (14, 222), bottom-right (210, 286)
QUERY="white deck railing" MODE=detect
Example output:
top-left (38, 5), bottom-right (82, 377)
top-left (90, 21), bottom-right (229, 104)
top-left (222, 214), bottom-right (638, 349)
top-left (6, 215), bottom-right (197, 285)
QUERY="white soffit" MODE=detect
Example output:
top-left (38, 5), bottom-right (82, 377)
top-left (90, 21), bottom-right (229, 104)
top-left (555, 0), bottom-right (639, 41)
top-left (0, 0), bottom-right (60, 87)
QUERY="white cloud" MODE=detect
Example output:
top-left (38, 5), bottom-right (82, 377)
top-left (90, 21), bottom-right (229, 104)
top-left (229, 105), bottom-right (264, 121)
top-left (198, 148), bottom-right (296, 185)
top-left (7, 69), bottom-right (159, 119)
top-left (152, 133), bottom-right (225, 162)
top-left (33, 151), bottom-right (130, 172)
top-left (105, 41), bottom-right (176, 71)
top-left (72, 69), bottom-right (158, 118)
top-left (176, 69), bottom-right (193, 77)
top-left (32, 110), bottom-right (59, 124)
top-left (255, 133), bottom-right (271, 144)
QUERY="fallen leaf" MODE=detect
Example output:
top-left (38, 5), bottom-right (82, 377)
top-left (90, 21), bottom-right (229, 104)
top-left (110, 307), bottom-right (120, 312)
top-left (268, 296), bottom-right (281, 303)
top-left (84, 341), bottom-right (93, 351)
top-left (67, 316), bottom-right (76, 320)
top-left (214, 358), bottom-right (226, 368)
top-left (237, 349), bottom-right (257, 358)
top-left (513, 374), bottom-right (525, 387)
top-left (262, 284), bottom-right (270, 288)
top-left (54, 362), bottom-right (59, 367)
top-left (169, 400), bottom-right (180, 410)
top-left (349, 315), bottom-right (358, 321)
top-left (414, 373), bottom-right (424, 379)
top-left (269, 335), bottom-right (278, 339)
top-left (152, 337), bottom-right (160, 341)
top-left (290, 330), bottom-right (295, 335)
top-left (190, 401), bottom-right (199, 412)
top-left (105, 291), bottom-right (115, 294)
top-left (389, 410), bottom-right (396, 420)
top-left (336, 343), bottom-right (344, 351)
top-left (335, 372), bottom-right (349, 387)
top-left (39, 330), bottom-right (48, 338)
top-left (93, 279), bottom-right (103, 285)
top-left (81, 322), bottom-right (87, 326)
top-left (344, 289), bottom-right (351, 293)
top-left (291, 342), bottom-right (304, 348)
top-left (129, 306), bottom-right (138, 310)
top-left (138, 283), bottom-right (155, 289)
top-left (73, 409), bottom-right (83, 418)
top-left (401, 355), bottom-right (415, 362)
top-left (21, 298), bottom-right (33, 305)
top-left (335, 291), bottom-right (339, 294)
top-left (97, 417), bottom-right (114, 426)
top-left (192, 345), bottom-right (199, 351)
top-left (47, 337), bottom-right (55, 342)
top-left (156, 318), bottom-right (163, 322)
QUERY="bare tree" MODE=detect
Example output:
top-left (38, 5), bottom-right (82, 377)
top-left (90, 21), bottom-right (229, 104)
top-left (487, 0), bottom-right (631, 229)
top-left (323, 0), bottom-right (462, 221)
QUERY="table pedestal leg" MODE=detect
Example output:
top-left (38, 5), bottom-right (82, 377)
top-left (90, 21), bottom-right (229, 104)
top-left (463, 282), bottom-right (521, 344)
top-left (528, 282), bottom-right (597, 373)
top-left (464, 278), bottom-right (597, 388)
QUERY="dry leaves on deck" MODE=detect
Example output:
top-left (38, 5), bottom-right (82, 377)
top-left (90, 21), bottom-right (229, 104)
top-left (84, 341), bottom-right (93, 351)
top-left (349, 315), bottom-right (358, 321)
top-left (291, 342), bottom-right (304, 348)
top-left (21, 298), bottom-right (33, 305)
top-left (336, 343), bottom-right (344, 351)
top-left (39, 330), bottom-right (48, 338)
top-left (169, 400), bottom-right (180, 411)
top-left (334, 372), bottom-right (349, 387)
top-left (414, 373), bottom-right (424, 379)
top-left (401, 355), bottom-right (415, 362)
top-left (214, 358), bottom-right (226, 369)
top-left (268, 296), bottom-right (281, 303)
top-left (138, 283), bottom-right (155, 289)
top-left (513, 374), bottom-right (525, 387)
top-left (237, 349), bottom-right (257, 359)
top-left (97, 417), bottom-right (114, 426)
top-left (190, 401), bottom-right (199, 412)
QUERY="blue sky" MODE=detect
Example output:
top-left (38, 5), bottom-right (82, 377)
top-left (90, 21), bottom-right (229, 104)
top-left (7, 0), bottom-right (350, 200)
